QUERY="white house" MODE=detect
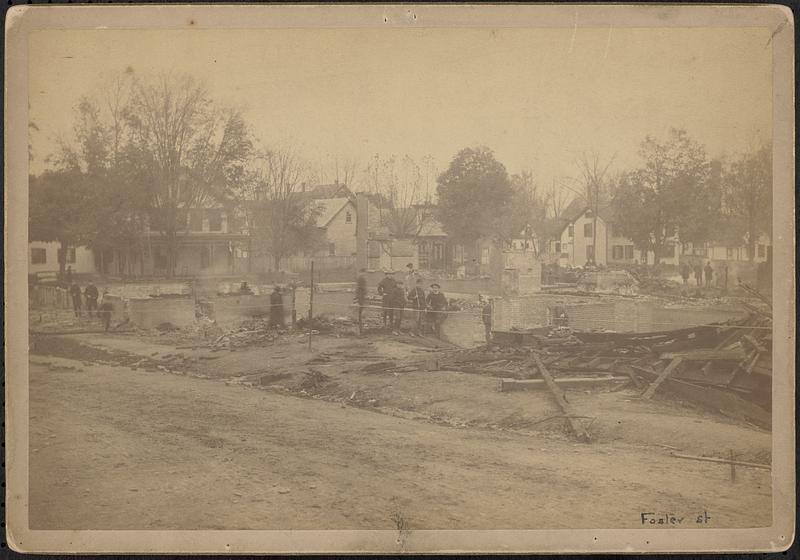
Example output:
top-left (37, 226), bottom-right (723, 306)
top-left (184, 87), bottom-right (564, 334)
top-left (312, 197), bottom-right (357, 257)
top-left (28, 241), bottom-right (96, 276)
top-left (553, 200), bottom-right (679, 267)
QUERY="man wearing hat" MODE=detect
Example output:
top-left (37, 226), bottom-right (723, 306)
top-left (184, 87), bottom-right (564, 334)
top-left (377, 270), bottom-right (397, 330)
top-left (404, 262), bottom-right (417, 292)
top-left (269, 285), bottom-right (285, 328)
top-left (406, 277), bottom-right (427, 336)
top-left (425, 283), bottom-right (447, 338)
top-left (480, 294), bottom-right (493, 343)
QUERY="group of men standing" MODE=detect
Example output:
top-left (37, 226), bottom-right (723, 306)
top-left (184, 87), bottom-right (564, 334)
top-left (376, 264), bottom-right (448, 337)
top-left (680, 260), bottom-right (716, 288)
top-left (68, 280), bottom-right (113, 331)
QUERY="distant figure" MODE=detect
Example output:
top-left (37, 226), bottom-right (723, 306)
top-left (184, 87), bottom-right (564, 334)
top-left (693, 262), bottom-right (704, 287)
top-left (84, 281), bottom-right (99, 317)
top-left (377, 270), bottom-right (397, 330)
top-left (98, 289), bottom-right (113, 331)
top-left (406, 278), bottom-right (427, 336)
top-left (269, 286), bottom-right (285, 328)
top-left (704, 261), bottom-right (714, 288)
top-left (69, 281), bottom-right (83, 317)
top-left (404, 263), bottom-right (416, 291)
top-left (239, 281), bottom-right (253, 295)
top-left (456, 264), bottom-right (466, 279)
top-left (679, 262), bottom-right (690, 285)
top-left (389, 281), bottom-right (406, 334)
top-left (426, 283), bottom-right (447, 339)
top-left (481, 295), bottom-right (493, 343)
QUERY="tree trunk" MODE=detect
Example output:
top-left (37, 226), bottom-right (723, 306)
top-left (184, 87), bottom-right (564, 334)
top-left (747, 209), bottom-right (756, 261)
top-left (273, 254), bottom-right (281, 273)
top-left (166, 231), bottom-right (177, 278)
top-left (58, 239), bottom-right (68, 279)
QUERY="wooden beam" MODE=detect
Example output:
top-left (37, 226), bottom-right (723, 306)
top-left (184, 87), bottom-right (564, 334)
top-left (500, 376), bottom-right (628, 391)
top-left (660, 349), bottom-right (746, 362)
top-left (641, 357), bottom-right (683, 400)
top-left (531, 354), bottom-right (592, 443)
top-left (670, 452), bottom-right (770, 471)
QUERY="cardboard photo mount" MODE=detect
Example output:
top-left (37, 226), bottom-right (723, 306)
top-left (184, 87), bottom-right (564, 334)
top-left (4, 4), bottom-right (795, 554)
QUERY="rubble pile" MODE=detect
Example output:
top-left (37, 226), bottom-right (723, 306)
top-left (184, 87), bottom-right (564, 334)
top-left (447, 304), bottom-right (773, 435)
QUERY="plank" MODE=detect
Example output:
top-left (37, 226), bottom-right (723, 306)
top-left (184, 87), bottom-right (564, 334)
top-left (670, 452), bottom-right (770, 470)
top-left (663, 378), bottom-right (772, 430)
top-left (531, 354), bottom-right (592, 443)
top-left (660, 349), bottom-right (746, 362)
top-left (500, 376), bottom-right (628, 391)
top-left (641, 357), bottom-right (683, 400)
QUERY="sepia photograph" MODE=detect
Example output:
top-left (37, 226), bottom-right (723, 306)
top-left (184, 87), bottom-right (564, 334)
top-left (5, 4), bottom-right (795, 554)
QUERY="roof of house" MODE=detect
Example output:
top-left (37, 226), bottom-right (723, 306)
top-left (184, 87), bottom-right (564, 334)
top-left (417, 218), bottom-right (447, 237)
top-left (557, 198), bottom-right (616, 235)
top-left (314, 198), bottom-right (353, 227)
top-left (303, 183), bottom-right (353, 200)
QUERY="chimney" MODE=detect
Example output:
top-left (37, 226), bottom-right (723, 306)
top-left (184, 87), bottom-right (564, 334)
top-left (355, 192), bottom-right (369, 271)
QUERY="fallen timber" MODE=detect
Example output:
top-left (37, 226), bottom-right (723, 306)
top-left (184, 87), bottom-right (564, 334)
top-left (451, 312), bottom-right (772, 431)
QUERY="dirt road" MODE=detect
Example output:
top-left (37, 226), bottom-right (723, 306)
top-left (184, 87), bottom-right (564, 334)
top-left (29, 337), bottom-right (771, 530)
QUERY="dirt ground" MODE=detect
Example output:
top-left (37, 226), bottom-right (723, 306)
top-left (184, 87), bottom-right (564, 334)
top-left (28, 329), bottom-right (772, 530)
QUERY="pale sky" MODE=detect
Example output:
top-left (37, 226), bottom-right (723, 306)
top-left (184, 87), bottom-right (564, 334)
top-left (29, 26), bottom-right (772, 199)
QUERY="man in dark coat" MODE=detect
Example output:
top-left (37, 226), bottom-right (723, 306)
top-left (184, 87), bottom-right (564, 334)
top-left (98, 289), bottom-right (113, 331)
top-left (269, 286), bottom-right (285, 328)
top-left (406, 278), bottom-right (427, 335)
top-left (84, 282), bottom-right (99, 317)
top-left (693, 262), bottom-right (704, 287)
top-left (704, 261), bottom-right (714, 288)
top-left (388, 281), bottom-right (406, 334)
top-left (480, 295), bottom-right (493, 343)
top-left (679, 262), bottom-right (691, 285)
top-left (377, 270), bottom-right (397, 330)
top-left (69, 281), bottom-right (83, 317)
top-left (426, 283), bottom-right (447, 339)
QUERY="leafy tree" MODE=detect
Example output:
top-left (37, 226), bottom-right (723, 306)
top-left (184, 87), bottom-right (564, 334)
top-left (124, 73), bottom-right (254, 276)
top-left (720, 144), bottom-right (772, 260)
top-left (436, 146), bottom-right (513, 245)
top-left (507, 170), bottom-right (548, 254)
top-left (28, 170), bottom-right (93, 279)
top-left (611, 129), bottom-right (711, 264)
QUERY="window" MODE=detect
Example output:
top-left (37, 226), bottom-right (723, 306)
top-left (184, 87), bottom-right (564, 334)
top-left (190, 210), bottom-right (203, 232)
top-left (208, 210), bottom-right (223, 232)
top-left (584, 223), bottom-right (593, 238)
top-left (434, 243), bottom-right (445, 263)
top-left (568, 225), bottom-right (574, 238)
top-left (554, 242), bottom-right (561, 254)
top-left (612, 245), bottom-right (624, 260)
top-left (200, 246), bottom-right (211, 268)
top-left (154, 248), bottom-right (168, 270)
top-left (586, 245), bottom-right (594, 261)
top-left (328, 243), bottom-right (336, 256)
top-left (176, 210), bottom-right (188, 230)
top-left (726, 247), bottom-right (734, 260)
top-left (758, 244), bottom-right (766, 258)
top-left (624, 245), bottom-right (634, 260)
top-left (31, 247), bottom-right (46, 264)
top-left (345, 211), bottom-right (352, 224)
top-left (481, 247), bottom-right (489, 265)
top-left (66, 247), bottom-right (76, 264)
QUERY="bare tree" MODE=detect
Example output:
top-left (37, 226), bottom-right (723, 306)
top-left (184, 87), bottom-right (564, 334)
top-left (242, 147), bottom-right (323, 271)
top-left (577, 151), bottom-right (616, 264)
